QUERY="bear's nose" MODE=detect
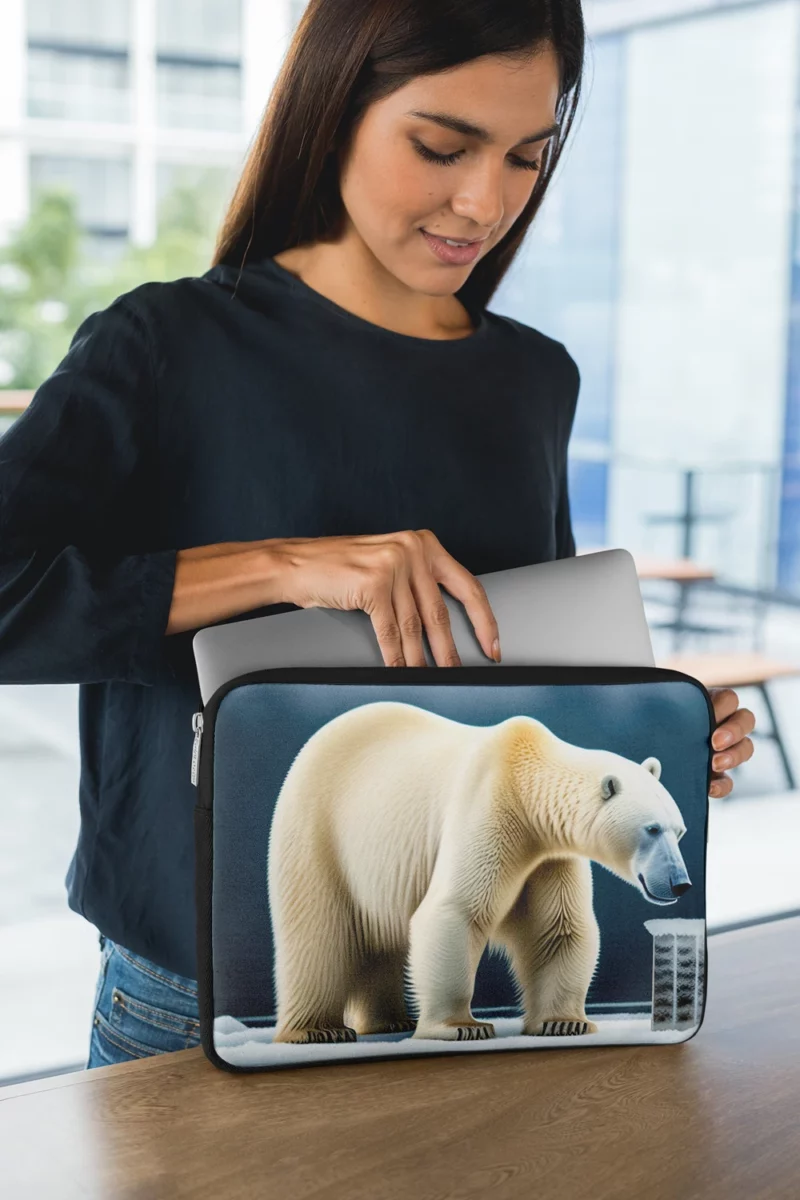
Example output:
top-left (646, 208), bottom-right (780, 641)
top-left (671, 880), bottom-right (692, 897)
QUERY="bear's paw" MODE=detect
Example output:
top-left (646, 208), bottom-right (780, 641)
top-left (354, 1018), bottom-right (418, 1035)
top-left (273, 1025), bottom-right (358, 1044)
top-left (524, 1018), bottom-right (598, 1036)
top-left (412, 1019), bottom-right (495, 1042)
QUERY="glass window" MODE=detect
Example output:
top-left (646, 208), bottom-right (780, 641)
top-left (29, 155), bottom-right (131, 236)
top-left (156, 61), bottom-right (241, 132)
top-left (154, 0), bottom-right (242, 132)
top-left (156, 0), bottom-right (241, 59)
top-left (27, 0), bottom-right (130, 49)
top-left (27, 48), bottom-right (130, 124)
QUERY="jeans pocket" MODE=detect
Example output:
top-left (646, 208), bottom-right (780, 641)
top-left (91, 1008), bottom-right (153, 1063)
top-left (89, 940), bottom-right (201, 1066)
top-left (107, 986), bottom-right (201, 1056)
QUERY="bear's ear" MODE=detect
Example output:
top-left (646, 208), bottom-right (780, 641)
top-left (601, 774), bottom-right (622, 800)
top-left (641, 756), bottom-right (662, 780)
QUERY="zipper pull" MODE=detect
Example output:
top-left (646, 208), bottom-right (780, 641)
top-left (191, 711), bottom-right (204, 787)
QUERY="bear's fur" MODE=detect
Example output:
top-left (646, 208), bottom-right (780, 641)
top-left (266, 701), bottom-right (690, 1044)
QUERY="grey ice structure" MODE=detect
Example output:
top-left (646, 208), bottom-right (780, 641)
top-left (644, 918), bottom-right (706, 1031)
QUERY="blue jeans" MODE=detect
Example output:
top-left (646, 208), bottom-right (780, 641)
top-left (86, 934), bottom-right (201, 1068)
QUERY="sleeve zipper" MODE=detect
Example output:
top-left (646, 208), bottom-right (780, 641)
top-left (191, 711), bottom-right (204, 786)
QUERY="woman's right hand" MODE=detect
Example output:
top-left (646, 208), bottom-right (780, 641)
top-left (272, 529), bottom-right (501, 667)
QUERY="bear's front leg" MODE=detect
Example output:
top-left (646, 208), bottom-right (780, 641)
top-left (499, 857), bottom-right (600, 1038)
top-left (407, 892), bottom-right (494, 1042)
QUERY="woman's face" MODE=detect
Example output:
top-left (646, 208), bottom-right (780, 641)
top-left (337, 47), bottom-right (561, 296)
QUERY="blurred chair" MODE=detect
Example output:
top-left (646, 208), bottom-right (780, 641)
top-left (634, 555), bottom-right (721, 651)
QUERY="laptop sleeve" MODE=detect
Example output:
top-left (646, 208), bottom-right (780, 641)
top-left (191, 664), bottom-right (714, 1073)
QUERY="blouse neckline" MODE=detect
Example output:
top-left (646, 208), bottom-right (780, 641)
top-left (257, 255), bottom-right (490, 348)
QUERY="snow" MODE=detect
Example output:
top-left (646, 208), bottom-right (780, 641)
top-left (213, 1012), bottom-right (696, 1070)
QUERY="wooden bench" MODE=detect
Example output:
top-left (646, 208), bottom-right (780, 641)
top-left (0, 391), bottom-right (34, 416)
top-left (656, 652), bottom-right (800, 792)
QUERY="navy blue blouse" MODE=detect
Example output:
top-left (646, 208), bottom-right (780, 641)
top-left (0, 255), bottom-right (580, 977)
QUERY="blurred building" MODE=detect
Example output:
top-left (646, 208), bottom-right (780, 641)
top-left (0, 0), bottom-right (292, 260)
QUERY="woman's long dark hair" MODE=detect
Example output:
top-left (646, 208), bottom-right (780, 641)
top-left (212, 0), bottom-right (586, 314)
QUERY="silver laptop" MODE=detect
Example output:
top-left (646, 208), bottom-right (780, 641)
top-left (192, 548), bottom-right (654, 705)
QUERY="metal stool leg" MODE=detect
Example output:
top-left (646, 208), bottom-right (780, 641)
top-left (674, 581), bottom-right (688, 652)
top-left (758, 683), bottom-right (796, 791)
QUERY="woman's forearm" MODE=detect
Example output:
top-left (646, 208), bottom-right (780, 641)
top-left (165, 539), bottom-right (291, 635)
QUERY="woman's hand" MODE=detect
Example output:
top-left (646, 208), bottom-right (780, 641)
top-left (273, 528), bottom-right (501, 668)
top-left (708, 687), bottom-right (756, 798)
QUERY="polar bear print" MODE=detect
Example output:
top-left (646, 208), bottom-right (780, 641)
top-left (266, 701), bottom-right (691, 1045)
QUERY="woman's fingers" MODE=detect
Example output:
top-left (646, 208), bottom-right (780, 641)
top-left (713, 735), bottom-right (755, 773)
top-left (710, 734), bottom-right (755, 797)
top-left (710, 689), bottom-right (757, 748)
top-left (415, 530), bottom-right (499, 664)
top-left (365, 575), bottom-right (409, 668)
top-left (392, 571), bottom-right (434, 667)
top-left (397, 529), bottom-right (463, 667)
top-left (363, 543), bottom-right (450, 667)
top-left (406, 566), bottom-right (461, 667)
top-left (710, 686), bottom-right (740, 730)
top-left (707, 688), bottom-right (757, 801)
top-left (712, 705), bottom-right (756, 751)
top-left (281, 528), bottom-right (499, 667)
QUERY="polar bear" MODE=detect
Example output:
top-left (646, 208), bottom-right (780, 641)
top-left (266, 700), bottom-right (691, 1045)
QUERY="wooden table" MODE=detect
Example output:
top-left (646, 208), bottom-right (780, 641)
top-left (2, 917), bottom-right (799, 1199)
top-left (626, 554), bottom-right (717, 585)
top-left (578, 547), bottom-right (717, 582)
top-left (657, 651), bottom-right (800, 690)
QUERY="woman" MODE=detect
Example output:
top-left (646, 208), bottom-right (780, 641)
top-left (0, 0), bottom-right (754, 1069)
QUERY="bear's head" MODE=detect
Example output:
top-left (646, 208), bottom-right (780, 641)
top-left (586, 753), bottom-right (691, 906)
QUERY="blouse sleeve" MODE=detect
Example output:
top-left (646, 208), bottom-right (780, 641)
top-left (554, 342), bottom-right (580, 560)
top-left (0, 297), bottom-right (177, 686)
top-left (555, 466), bottom-right (576, 559)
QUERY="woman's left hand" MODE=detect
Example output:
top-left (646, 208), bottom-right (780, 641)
top-left (708, 687), bottom-right (756, 798)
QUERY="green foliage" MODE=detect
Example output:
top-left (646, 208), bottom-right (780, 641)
top-left (0, 169), bottom-right (229, 390)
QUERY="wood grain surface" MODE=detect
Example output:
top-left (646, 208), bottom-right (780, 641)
top-left (1, 917), bottom-right (799, 1200)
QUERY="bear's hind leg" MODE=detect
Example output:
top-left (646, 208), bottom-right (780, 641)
top-left (499, 858), bottom-right (600, 1038)
top-left (271, 889), bottom-right (358, 1045)
top-left (344, 949), bottom-right (417, 1036)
